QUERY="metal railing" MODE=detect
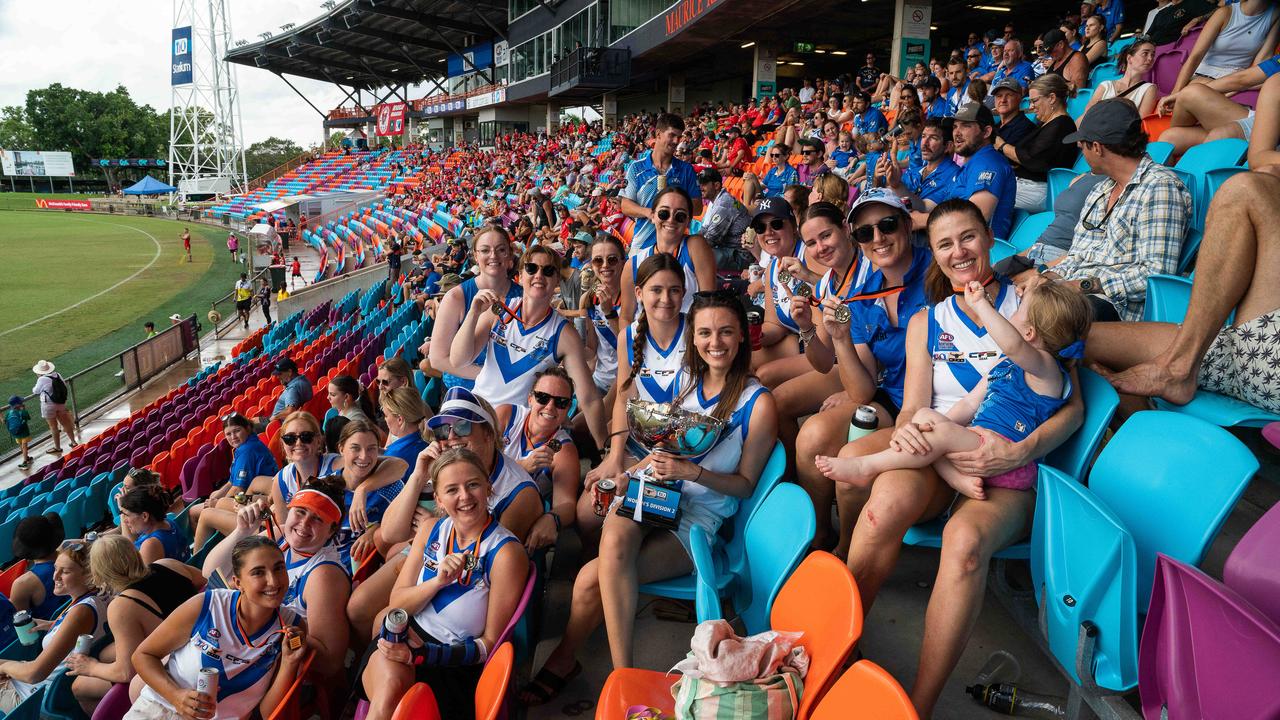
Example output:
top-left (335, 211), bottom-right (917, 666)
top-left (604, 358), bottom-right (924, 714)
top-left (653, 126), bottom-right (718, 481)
top-left (1, 316), bottom-right (201, 462)
top-left (207, 268), bottom-right (270, 339)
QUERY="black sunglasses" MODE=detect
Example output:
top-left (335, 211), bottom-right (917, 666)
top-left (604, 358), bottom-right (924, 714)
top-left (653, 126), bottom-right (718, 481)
top-left (655, 208), bottom-right (690, 224)
top-left (523, 262), bottom-right (558, 277)
top-left (592, 255), bottom-right (621, 267)
top-left (800, 150), bottom-right (817, 156)
top-left (531, 390), bottom-right (572, 409)
top-left (431, 418), bottom-right (475, 441)
top-left (281, 431), bottom-right (318, 446)
top-left (768, 152), bottom-right (783, 158)
top-left (852, 215), bottom-right (903, 243)
top-left (751, 218), bottom-right (787, 233)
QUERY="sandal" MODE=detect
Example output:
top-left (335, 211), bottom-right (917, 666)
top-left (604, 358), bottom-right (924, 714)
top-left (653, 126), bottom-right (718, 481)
top-left (517, 661), bottom-right (582, 706)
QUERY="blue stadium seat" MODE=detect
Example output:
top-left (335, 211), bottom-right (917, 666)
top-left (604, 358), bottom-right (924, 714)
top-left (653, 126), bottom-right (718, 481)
top-left (1007, 211), bottom-right (1053, 253)
top-left (0, 514), bottom-right (24, 566)
top-left (1088, 62), bottom-right (1121, 86)
top-left (1088, 411), bottom-right (1257, 609)
top-left (1042, 368), bottom-right (1119, 481)
top-left (1172, 138), bottom-right (1249, 230)
top-left (1066, 88), bottom-right (1095, 119)
top-left (693, 482), bottom-right (815, 634)
top-left (1178, 228), bottom-right (1203, 275)
top-left (639, 442), bottom-right (786, 621)
top-left (1143, 274), bottom-right (1192, 324)
top-left (990, 239), bottom-right (1017, 264)
top-left (1031, 465), bottom-right (1140, 690)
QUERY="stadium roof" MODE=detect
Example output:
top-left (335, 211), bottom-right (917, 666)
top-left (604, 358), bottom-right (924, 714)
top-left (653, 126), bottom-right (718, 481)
top-left (225, 0), bottom-right (507, 91)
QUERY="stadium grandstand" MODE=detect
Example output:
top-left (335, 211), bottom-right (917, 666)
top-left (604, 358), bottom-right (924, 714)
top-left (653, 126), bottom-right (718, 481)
top-left (3, 0), bottom-right (1280, 718)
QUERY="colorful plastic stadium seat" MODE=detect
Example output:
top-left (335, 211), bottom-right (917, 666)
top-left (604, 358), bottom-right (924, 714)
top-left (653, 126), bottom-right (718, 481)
top-left (597, 551), bottom-right (862, 719)
top-left (475, 642), bottom-right (515, 720)
top-left (389, 683), bottom-right (441, 720)
top-left (1223, 501), bottom-right (1280, 626)
top-left (810, 660), bottom-right (918, 720)
top-left (1138, 554), bottom-right (1280, 720)
top-left (1006, 211), bottom-right (1053, 253)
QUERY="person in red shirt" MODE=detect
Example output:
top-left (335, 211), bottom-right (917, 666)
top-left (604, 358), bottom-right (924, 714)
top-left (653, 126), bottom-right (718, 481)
top-left (718, 126), bottom-right (751, 176)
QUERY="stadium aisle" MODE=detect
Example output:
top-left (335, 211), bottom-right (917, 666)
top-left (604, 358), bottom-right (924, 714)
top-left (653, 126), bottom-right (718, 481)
top-left (0, 241), bottom-right (325, 486)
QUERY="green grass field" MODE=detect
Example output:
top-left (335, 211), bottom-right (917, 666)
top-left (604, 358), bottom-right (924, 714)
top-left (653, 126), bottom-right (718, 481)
top-left (0, 209), bottom-right (242, 454)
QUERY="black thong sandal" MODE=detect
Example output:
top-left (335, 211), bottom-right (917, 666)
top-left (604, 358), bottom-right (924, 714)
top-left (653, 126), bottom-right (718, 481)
top-left (517, 661), bottom-right (583, 706)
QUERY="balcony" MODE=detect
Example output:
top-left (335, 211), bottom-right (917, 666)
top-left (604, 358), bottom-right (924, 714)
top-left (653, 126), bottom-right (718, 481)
top-left (549, 47), bottom-right (631, 99)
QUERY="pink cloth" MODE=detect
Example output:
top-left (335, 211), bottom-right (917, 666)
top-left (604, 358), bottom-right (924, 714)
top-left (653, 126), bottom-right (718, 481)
top-left (672, 620), bottom-right (808, 684)
top-left (978, 432), bottom-right (1037, 491)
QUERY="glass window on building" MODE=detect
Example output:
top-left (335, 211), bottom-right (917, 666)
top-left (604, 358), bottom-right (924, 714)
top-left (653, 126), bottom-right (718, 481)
top-left (610, 0), bottom-right (671, 42)
top-left (509, 0), bottom-right (538, 21)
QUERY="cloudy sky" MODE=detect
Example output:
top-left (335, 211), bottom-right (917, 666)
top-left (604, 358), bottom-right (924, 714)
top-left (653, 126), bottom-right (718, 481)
top-left (0, 0), bottom-right (433, 148)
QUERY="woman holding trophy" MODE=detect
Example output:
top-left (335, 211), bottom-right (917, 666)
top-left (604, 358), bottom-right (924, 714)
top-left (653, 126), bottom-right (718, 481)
top-left (519, 291), bottom-right (777, 703)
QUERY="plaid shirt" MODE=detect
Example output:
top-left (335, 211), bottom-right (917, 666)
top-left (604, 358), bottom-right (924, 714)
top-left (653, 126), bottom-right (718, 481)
top-left (1055, 155), bottom-right (1191, 321)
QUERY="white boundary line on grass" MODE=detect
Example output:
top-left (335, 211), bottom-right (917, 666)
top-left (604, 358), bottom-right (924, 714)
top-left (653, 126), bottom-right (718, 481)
top-left (0, 217), bottom-right (164, 339)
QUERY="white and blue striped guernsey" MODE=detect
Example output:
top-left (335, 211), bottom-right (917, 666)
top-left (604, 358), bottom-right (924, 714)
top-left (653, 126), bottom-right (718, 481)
top-left (814, 252), bottom-right (873, 305)
top-left (415, 517), bottom-right (519, 645)
top-left (629, 238), bottom-right (701, 314)
top-left (8, 591), bottom-right (111, 702)
top-left (274, 453), bottom-right (341, 505)
top-left (926, 280), bottom-right (1020, 414)
top-left (586, 300), bottom-right (620, 391)
top-left (766, 241), bottom-right (809, 333)
top-left (138, 589), bottom-right (301, 720)
top-left (623, 314), bottom-right (687, 404)
top-left (501, 405), bottom-right (573, 500)
top-left (487, 452), bottom-right (539, 522)
top-left (473, 298), bottom-right (569, 408)
top-left (278, 538), bottom-right (347, 617)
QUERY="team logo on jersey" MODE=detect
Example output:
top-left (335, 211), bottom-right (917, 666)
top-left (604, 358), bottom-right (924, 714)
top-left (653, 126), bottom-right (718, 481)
top-left (969, 350), bottom-right (999, 360)
top-left (208, 629), bottom-right (222, 639)
top-left (1015, 420), bottom-right (1027, 434)
top-left (978, 171), bottom-right (994, 183)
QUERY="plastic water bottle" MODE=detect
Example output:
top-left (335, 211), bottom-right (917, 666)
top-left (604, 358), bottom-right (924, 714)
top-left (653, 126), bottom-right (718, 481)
top-left (973, 650), bottom-right (1022, 686)
top-left (966, 683), bottom-right (1066, 719)
top-left (847, 405), bottom-right (879, 443)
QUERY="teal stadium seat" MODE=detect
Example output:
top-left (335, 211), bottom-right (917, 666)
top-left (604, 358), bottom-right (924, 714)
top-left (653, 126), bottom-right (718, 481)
top-left (1007, 211), bottom-right (1053, 253)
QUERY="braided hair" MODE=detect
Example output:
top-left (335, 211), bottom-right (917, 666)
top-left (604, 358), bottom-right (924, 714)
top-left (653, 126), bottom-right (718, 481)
top-left (622, 253), bottom-right (686, 392)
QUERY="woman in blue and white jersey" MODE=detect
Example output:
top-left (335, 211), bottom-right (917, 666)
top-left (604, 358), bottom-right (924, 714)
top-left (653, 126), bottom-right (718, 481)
top-left (360, 448), bottom-right (528, 720)
top-left (749, 196), bottom-right (812, 370)
top-left (835, 199), bottom-right (1083, 718)
top-left (427, 226), bottom-right (521, 392)
top-left (0, 539), bottom-right (110, 711)
top-left (452, 245), bottom-right (608, 450)
top-left (580, 235), bottom-right (626, 398)
top-left (521, 291), bottom-right (778, 702)
top-left (346, 388), bottom-right (541, 643)
top-left (496, 368), bottom-right (580, 552)
top-left (203, 476), bottom-right (350, 679)
top-left (129, 537), bottom-right (307, 720)
top-left (619, 187), bottom-right (716, 323)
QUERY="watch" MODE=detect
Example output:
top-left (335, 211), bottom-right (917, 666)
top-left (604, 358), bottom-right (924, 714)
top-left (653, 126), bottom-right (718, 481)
top-left (1079, 277), bottom-right (1097, 294)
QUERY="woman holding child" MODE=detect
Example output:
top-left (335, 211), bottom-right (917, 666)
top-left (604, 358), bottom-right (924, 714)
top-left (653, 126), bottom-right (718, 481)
top-left (814, 199), bottom-right (1086, 717)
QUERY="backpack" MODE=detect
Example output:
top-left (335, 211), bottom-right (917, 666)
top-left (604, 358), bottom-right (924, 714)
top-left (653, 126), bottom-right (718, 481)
top-left (49, 374), bottom-right (68, 404)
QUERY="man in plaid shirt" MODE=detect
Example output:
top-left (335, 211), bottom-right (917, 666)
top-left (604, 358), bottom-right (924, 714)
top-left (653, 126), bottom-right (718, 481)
top-left (1031, 100), bottom-right (1191, 321)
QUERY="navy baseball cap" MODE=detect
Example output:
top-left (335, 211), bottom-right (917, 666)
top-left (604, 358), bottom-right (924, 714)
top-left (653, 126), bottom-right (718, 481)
top-left (751, 196), bottom-right (796, 223)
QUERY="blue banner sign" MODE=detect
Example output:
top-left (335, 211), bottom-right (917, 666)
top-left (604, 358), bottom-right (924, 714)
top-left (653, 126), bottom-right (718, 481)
top-left (172, 26), bottom-right (193, 86)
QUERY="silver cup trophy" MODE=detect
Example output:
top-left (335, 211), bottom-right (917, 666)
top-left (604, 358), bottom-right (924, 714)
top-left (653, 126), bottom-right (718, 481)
top-left (618, 399), bottom-right (726, 528)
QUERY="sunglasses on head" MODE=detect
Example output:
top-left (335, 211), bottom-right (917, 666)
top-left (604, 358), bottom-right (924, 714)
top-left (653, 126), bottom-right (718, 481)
top-left (281, 431), bottom-right (318, 446)
top-left (852, 215), bottom-right (902, 243)
top-left (532, 390), bottom-right (572, 409)
top-left (221, 412), bottom-right (241, 422)
top-left (655, 208), bottom-right (689, 223)
top-left (59, 538), bottom-right (92, 552)
top-left (591, 255), bottom-right (621, 267)
top-left (523, 262), bottom-right (558, 277)
top-left (751, 217), bottom-right (786, 233)
top-left (431, 418), bottom-right (475, 441)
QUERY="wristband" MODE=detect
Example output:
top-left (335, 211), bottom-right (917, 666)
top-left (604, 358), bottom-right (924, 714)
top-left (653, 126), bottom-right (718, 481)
top-left (411, 637), bottom-right (489, 667)
top-left (546, 511), bottom-right (562, 532)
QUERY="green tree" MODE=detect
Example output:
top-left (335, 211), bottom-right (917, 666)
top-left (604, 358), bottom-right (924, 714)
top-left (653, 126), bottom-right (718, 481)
top-left (327, 131), bottom-right (347, 149)
top-left (23, 84), bottom-right (168, 186)
top-left (244, 136), bottom-right (304, 179)
top-left (0, 106), bottom-right (35, 149)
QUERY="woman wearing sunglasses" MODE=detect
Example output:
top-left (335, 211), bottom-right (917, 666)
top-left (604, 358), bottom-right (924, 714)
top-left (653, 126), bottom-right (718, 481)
top-left (202, 477), bottom-right (350, 680)
top-left (347, 387), bottom-right (540, 642)
top-left (129, 537), bottom-right (307, 720)
top-left (830, 200), bottom-right (1081, 717)
top-left (67, 535), bottom-right (205, 714)
top-left (619, 188), bottom-right (715, 323)
top-left (755, 143), bottom-right (798, 201)
top-left (495, 367), bottom-right (580, 551)
top-left (0, 539), bottom-right (110, 712)
top-left (187, 413), bottom-right (279, 549)
top-left (453, 245), bottom-right (609, 450)
top-left (790, 191), bottom-right (933, 552)
top-left (749, 196), bottom-right (812, 370)
top-left (521, 292), bottom-right (777, 702)
top-left (427, 226), bottom-right (521, 394)
top-left (579, 235), bottom-right (625, 401)
top-left (359, 448), bottom-right (528, 720)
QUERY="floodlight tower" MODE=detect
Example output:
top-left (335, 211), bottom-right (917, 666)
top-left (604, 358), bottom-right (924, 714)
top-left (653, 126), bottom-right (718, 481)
top-left (169, 0), bottom-right (248, 201)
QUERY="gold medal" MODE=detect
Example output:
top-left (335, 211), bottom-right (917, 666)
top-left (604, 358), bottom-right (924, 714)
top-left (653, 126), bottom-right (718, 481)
top-left (833, 305), bottom-right (852, 324)
top-left (546, 439), bottom-right (562, 452)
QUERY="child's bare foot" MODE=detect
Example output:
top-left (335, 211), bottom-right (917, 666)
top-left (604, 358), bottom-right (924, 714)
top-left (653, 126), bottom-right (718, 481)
top-left (815, 455), bottom-right (877, 489)
top-left (947, 474), bottom-right (986, 501)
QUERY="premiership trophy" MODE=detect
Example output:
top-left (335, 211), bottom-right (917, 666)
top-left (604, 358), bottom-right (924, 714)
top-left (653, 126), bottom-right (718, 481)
top-left (617, 399), bottom-right (726, 529)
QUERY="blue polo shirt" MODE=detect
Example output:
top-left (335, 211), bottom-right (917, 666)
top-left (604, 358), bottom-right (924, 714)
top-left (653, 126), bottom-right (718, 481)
top-left (831, 148), bottom-right (856, 169)
top-left (621, 152), bottom-right (702, 253)
top-left (993, 61), bottom-right (1035, 88)
top-left (845, 246), bottom-right (933, 409)
top-left (761, 163), bottom-right (800, 198)
top-left (1096, 0), bottom-right (1125, 33)
top-left (853, 108), bottom-right (888, 136)
top-left (950, 144), bottom-right (1017, 239)
top-left (905, 158), bottom-right (962, 205)
top-left (272, 374), bottom-right (313, 417)
top-left (229, 434), bottom-right (279, 489)
top-left (383, 432), bottom-right (428, 483)
top-left (924, 97), bottom-right (949, 119)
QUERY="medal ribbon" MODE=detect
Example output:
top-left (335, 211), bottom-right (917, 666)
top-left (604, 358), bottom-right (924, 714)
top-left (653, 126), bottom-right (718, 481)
top-left (445, 518), bottom-right (495, 586)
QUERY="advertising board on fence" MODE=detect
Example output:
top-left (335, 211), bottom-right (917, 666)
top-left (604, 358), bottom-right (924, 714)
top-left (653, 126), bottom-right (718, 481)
top-left (1, 149), bottom-right (76, 177)
top-left (375, 102), bottom-right (407, 136)
top-left (35, 199), bottom-right (92, 211)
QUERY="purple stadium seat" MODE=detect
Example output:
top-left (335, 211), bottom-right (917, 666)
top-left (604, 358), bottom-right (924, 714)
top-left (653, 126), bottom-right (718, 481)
top-left (185, 439), bottom-right (232, 501)
top-left (1139, 554), bottom-right (1280, 720)
top-left (128, 449), bottom-right (148, 469)
top-left (1151, 49), bottom-right (1186, 95)
top-left (1222, 501), bottom-right (1280, 626)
